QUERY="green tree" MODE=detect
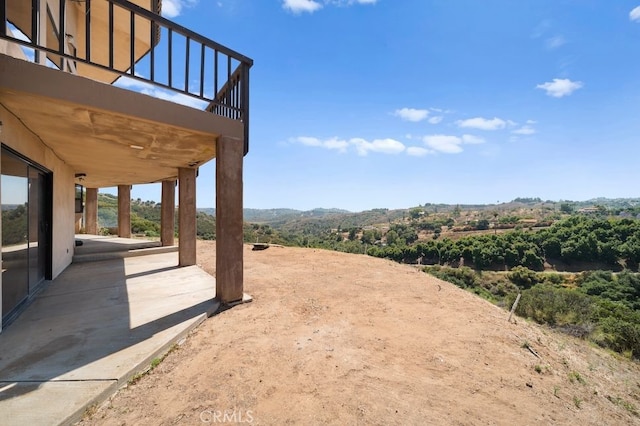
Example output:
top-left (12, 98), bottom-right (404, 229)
top-left (361, 229), bottom-right (381, 245)
top-left (476, 219), bottom-right (490, 230)
top-left (409, 207), bottom-right (423, 220)
top-left (522, 249), bottom-right (544, 270)
top-left (386, 230), bottom-right (399, 246)
top-left (560, 203), bottom-right (574, 213)
top-left (507, 266), bottom-right (539, 289)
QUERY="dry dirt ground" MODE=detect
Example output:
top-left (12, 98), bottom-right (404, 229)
top-left (80, 241), bottom-right (640, 425)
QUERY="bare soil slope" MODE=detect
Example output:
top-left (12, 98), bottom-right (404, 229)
top-left (81, 241), bottom-right (640, 425)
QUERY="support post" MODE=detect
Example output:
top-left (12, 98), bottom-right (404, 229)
top-left (216, 136), bottom-right (244, 303)
top-left (161, 180), bottom-right (176, 246)
top-left (85, 187), bottom-right (98, 234)
top-left (178, 168), bottom-right (196, 266)
top-left (117, 184), bottom-right (131, 238)
top-left (35, 0), bottom-right (47, 65)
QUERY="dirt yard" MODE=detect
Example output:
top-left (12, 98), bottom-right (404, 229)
top-left (80, 241), bottom-right (640, 425)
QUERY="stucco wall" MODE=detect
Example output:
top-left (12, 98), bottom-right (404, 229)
top-left (0, 104), bottom-right (75, 279)
top-left (0, 30), bottom-right (28, 60)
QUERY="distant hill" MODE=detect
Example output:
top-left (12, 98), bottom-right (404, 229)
top-left (94, 193), bottom-right (640, 245)
top-left (197, 207), bottom-right (351, 224)
top-left (194, 197), bottom-right (640, 231)
top-left (581, 197), bottom-right (640, 208)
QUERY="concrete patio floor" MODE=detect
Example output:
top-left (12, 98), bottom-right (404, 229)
top-left (0, 239), bottom-right (219, 425)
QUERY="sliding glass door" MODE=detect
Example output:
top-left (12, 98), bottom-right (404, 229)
top-left (1, 147), bottom-right (51, 323)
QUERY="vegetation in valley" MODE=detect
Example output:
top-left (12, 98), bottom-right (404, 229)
top-left (425, 266), bottom-right (640, 359)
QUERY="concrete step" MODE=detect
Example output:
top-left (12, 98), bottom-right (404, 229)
top-left (72, 245), bottom-right (178, 263)
top-left (74, 238), bottom-right (161, 255)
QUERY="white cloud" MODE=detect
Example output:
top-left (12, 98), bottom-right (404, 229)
top-left (422, 135), bottom-right (463, 154)
top-left (162, 0), bottom-right (180, 17)
top-left (428, 116), bottom-right (443, 124)
top-left (290, 136), bottom-right (404, 156)
top-left (295, 136), bottom-right (323, 147)
top-left (630, 6), bottom-right (640, 22)
top-left (419, 133), bottom-right (486, 154)
top-left (512, 125), bottom-right (536, 135)
top-left (323, 138), bottom-right (350, 151)
top-left (162, 0), bottom-right (198, 18)
top-left (462, 134), bottom-right (485, 144)
top-left (456, 117), bottom-right (507, 131)
top-left (292, 132), bottom-right (484, 156)
top-left (283, 0), bottom-right (376, 13)
top-left (283, 0), bottom-right (322, 13)
top-left (351, 138), bottom-right (405, 156)
top-left (293, 136), bottom-right (349, 152)
top-left (526, 119), bottom-right (537, 124)
top-left (536, 78), bottom-right (583, 98)
top-left (406, 147), bottom-right (433, 157)
top-left (546, 35), bottom-right (566, 49)
top-left (393, 108), bottom-right (429, 122)
top-left (431, 107), bottom-right (453, 114)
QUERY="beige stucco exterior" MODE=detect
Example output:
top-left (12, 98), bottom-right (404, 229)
top-left (0, 104), bottom-right (75, 280)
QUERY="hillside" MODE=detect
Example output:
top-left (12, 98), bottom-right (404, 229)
top-left (93, 194), bottom-right (640, 248)
top-left (198, 207), bottom-right (351, 224)
top-left (80, 242), bottom-right (640, 425)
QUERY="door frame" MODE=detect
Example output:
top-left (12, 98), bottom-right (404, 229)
top-left (1, 144), bottom-right (53, 327)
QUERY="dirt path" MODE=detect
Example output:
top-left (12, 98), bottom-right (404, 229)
top-left (80, 241), bottom-right (640, 425)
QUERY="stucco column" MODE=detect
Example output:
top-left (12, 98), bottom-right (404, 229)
top-left (178, 168), bottom-right (196, 266)
top-left (117, 185), bottom-right (131, 238)
top-left (161, 180), bottom-right (176, 246)
top-left (85, 188), bottom-right (99, 235)
top-left (216, 136), bottom-right (244, 303)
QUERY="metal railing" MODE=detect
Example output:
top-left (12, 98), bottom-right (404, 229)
top-left (0, 0), bottom-right (253, 153)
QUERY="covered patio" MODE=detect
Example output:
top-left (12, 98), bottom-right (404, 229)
top-left (0, 236), bottom-right (227, 425)
top-left (1, 0), bottom-right (253, 329)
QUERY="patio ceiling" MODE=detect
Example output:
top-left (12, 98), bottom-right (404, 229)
top-left (0, 55), bottom-right (243, 188)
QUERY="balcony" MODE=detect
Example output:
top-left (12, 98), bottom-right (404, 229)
top-left (0, 0), bottom-right (253, 188)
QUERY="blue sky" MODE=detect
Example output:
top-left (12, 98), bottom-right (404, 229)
top-left (108, 0), bottom-right (640, 212)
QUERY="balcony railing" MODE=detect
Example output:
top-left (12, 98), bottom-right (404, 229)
top-left (0, 0), bottom-right (253, 153)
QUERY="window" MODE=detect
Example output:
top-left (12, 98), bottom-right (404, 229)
top-left (75, 184), bottom-right (83, 213)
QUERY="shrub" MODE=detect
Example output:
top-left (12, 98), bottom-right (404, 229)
top-left (507, 266), bottom-right (540, 289)
top-left (424, 266), bottom-right (478, 289)
top-left (516, 285), bottom-right (593, 327)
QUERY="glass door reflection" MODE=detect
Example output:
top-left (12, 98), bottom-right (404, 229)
top-left (1, 151), bottom-right (30, 317)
